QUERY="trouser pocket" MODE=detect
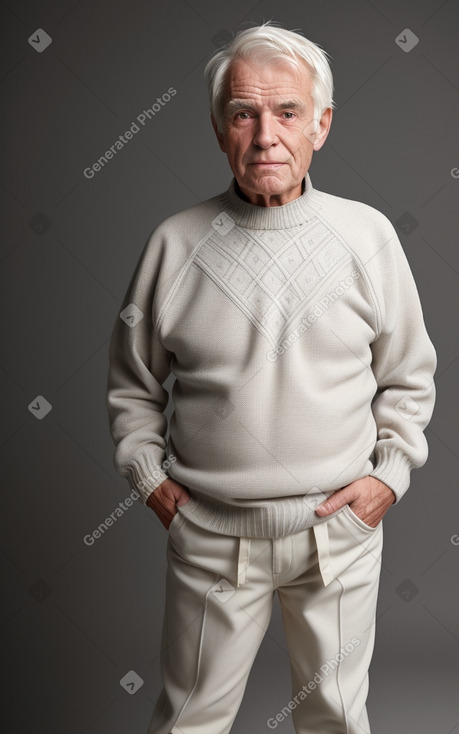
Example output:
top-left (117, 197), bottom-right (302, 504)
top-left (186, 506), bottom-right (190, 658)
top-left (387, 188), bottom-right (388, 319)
top-left (314, 508), bottom-right (383, 586)
top-left (168, 508), bottom-right (186, 536)
top-left (168, 515), bottom-right (242, 588)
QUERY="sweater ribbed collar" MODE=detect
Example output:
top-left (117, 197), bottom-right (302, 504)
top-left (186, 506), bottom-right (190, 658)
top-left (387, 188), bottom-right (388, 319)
top-left (219, 172), bottom-right (322, 230)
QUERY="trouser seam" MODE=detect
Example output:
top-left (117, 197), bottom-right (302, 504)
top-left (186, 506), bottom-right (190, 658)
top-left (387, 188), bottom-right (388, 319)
top-left (170, 572), bottom-right (220, 732)
top-left (336, 574), bottom-right (351, 734)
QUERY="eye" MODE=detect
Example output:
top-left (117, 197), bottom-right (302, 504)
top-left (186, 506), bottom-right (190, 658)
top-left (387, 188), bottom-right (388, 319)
top-left (282, 112), bottom-right (295, 119)
top-left (236, 112), bottom-right (251, 119)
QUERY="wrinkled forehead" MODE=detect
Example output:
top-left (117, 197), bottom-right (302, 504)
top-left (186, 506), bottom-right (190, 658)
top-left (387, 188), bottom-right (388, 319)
top-left (221, 56), bottom-right (314, 107)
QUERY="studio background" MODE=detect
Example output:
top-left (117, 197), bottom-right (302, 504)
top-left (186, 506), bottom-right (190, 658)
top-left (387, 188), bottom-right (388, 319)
top-left (1, 0), bottom-right (458, 732)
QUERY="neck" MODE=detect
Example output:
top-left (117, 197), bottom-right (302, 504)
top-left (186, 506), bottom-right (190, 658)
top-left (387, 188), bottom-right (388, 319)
top-left (235, 178), bottom-right (306, 207)
top-left (220, 173), bottom-right (321, 230)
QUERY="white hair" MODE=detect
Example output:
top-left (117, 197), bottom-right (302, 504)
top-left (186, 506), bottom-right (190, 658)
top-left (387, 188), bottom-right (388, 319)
top-left (204, 20), bottom-right (335, 133)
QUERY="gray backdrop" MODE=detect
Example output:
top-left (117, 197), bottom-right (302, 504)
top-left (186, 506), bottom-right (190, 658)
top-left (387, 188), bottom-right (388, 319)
top-left (1, 0), bottom-right (458, 732)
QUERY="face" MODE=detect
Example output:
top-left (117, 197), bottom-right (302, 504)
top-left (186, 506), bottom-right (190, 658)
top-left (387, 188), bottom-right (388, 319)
top-left (211, 57), bottom-right (332, 207)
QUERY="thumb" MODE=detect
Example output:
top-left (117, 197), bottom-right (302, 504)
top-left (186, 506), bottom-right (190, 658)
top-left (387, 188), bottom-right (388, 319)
top-left (315, 487), bottom-right (352, 517)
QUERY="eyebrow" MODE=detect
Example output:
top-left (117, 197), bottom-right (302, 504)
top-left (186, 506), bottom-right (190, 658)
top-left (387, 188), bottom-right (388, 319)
top-left (224, 99), bottom-right (307, 117)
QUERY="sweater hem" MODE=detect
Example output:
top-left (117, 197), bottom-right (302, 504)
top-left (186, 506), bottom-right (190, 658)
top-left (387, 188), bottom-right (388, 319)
top-left (174, 488), bottom-right (343, 538)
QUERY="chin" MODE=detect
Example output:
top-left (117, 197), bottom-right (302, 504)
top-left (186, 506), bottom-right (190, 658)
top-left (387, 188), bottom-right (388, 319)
top-left (247, 174), bottom-right (287, 188)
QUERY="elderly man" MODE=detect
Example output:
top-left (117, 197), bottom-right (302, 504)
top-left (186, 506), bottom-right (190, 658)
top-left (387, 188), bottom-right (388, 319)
top-left (106, 21), bottom-right (436, 734)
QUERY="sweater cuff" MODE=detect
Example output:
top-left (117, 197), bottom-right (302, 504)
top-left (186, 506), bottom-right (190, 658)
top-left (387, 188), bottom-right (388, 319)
top-left (369, 445), bottom-right (414, 504)
top-left (120, 451), bottom-right (169, 504)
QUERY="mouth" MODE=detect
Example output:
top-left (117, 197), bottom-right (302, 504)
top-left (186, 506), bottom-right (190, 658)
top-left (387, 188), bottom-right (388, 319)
top-left (250, 162), bottom-right (285, 168)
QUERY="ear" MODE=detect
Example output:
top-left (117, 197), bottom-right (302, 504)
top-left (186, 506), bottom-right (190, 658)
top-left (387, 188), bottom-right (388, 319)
top-left (211, 113), bottom-right (226, 153)
top-left (312, 107), bottom-right (333, 151)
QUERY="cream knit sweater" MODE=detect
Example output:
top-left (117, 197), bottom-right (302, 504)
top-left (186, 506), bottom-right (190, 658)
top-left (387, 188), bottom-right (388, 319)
top-left (106, 173), bottom-right (437, 537)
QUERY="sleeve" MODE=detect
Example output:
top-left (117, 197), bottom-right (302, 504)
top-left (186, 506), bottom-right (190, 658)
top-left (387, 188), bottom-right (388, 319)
top-left (105, 230), bottom-right (175, 505)
top-left (367, 221), bottom-right (437, 503)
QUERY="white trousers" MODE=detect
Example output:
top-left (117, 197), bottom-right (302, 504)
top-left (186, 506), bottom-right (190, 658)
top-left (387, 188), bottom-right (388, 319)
top-left (147, 504), bottom-right (383, 734)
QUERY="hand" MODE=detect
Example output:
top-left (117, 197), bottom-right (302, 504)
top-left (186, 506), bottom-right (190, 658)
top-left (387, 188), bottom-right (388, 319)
top-left (315, 476), bottom-right (396, 528)
top-left (146, 477), bottom-right (191, 530)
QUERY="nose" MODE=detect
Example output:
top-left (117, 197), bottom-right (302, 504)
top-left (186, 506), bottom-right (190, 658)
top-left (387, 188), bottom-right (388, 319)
top-left (252, 112), bottom-right (278, 148)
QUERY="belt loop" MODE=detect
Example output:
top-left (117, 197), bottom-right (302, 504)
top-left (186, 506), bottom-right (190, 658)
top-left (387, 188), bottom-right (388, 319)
top-left (236, 537), bottom-right (251, 587)
top-left (313, 521), bottom-right (334, 587)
